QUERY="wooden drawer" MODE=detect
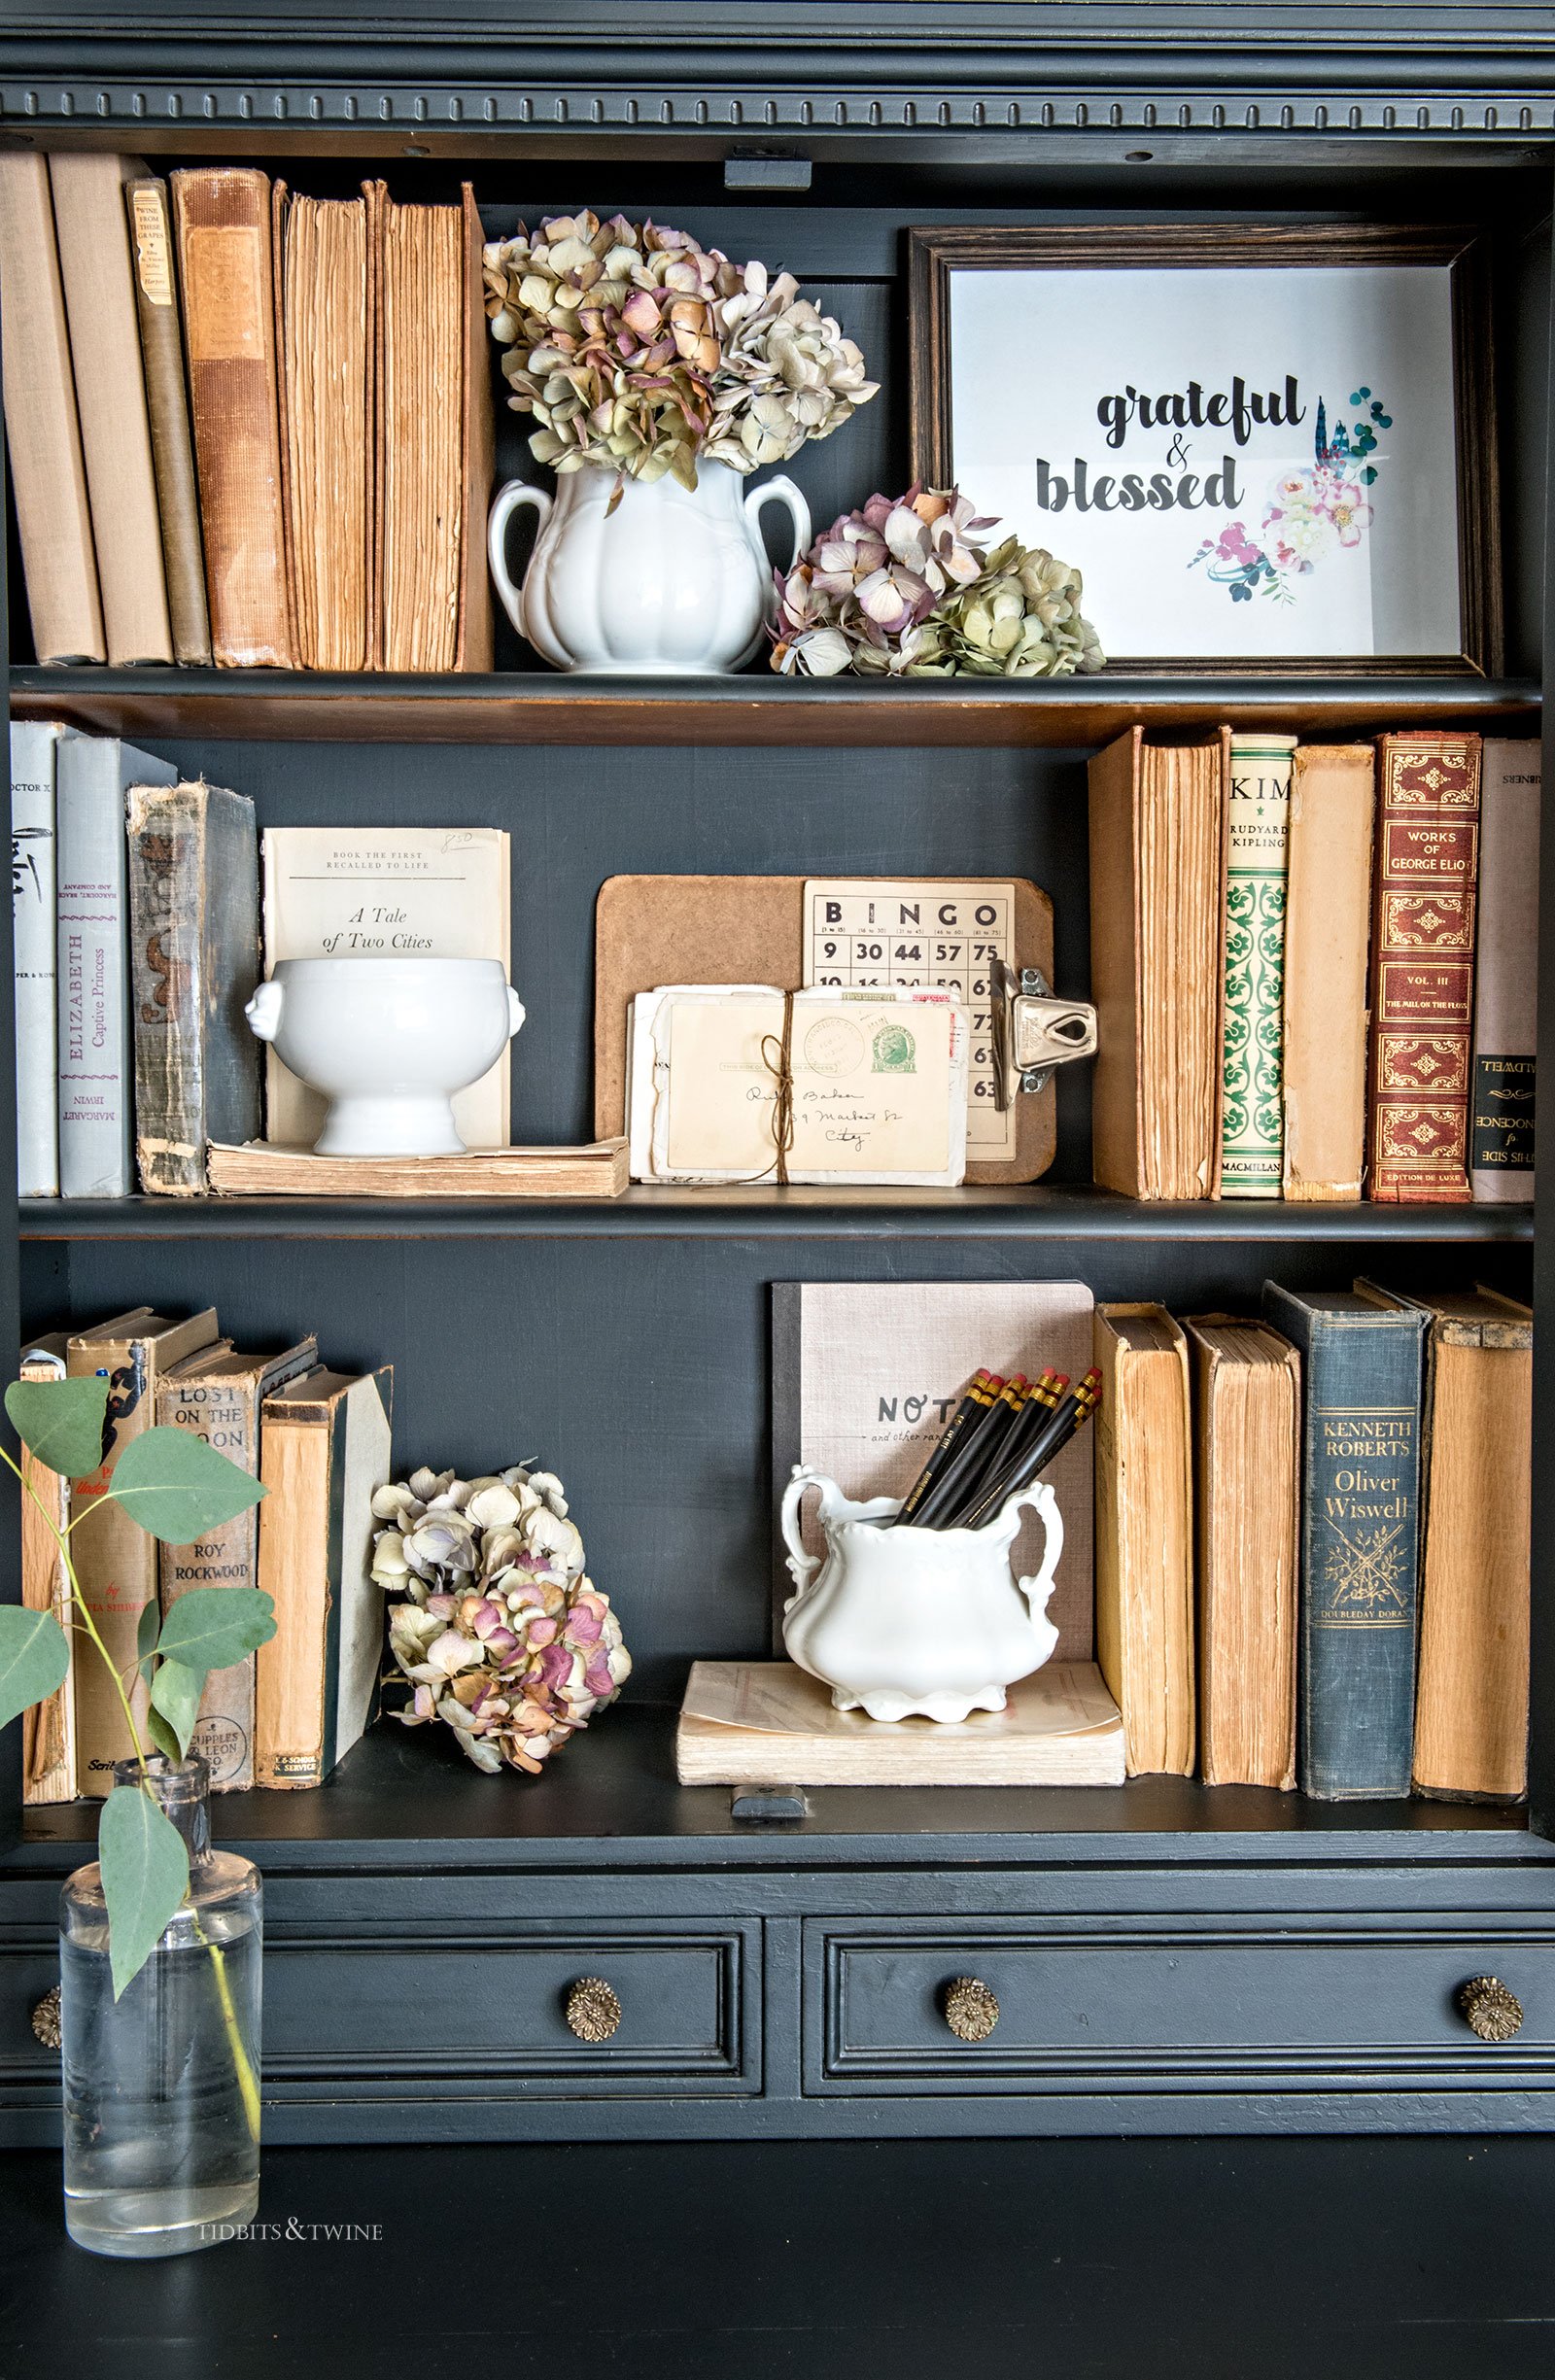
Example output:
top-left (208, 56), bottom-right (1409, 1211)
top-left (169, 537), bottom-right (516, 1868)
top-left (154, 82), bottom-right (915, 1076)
top-left (806, 1918), bottom-right (1555, 2095)
top-left (263, 1918), bottom-right (761, 2097)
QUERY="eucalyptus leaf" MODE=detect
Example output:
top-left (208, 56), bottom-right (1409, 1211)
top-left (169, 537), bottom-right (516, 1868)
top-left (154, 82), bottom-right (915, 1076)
top-left (0, 1604), bottom-right (70, 1733)
top-left (136, 1600), bottom-right (161, 1666)
top-left (155, 1588), bottom-right (275, 1678)
top-left (145, 1707), bottom-right (182, 1765)
top-left (99, 1784), bottom-right (190, 2001)
top-left (106, 1427), bottom-right (266, 1546)
top-left (149, 1658), bottom-right (202, 1760)
top-left (4, 1376), bottom-right (109, 1480)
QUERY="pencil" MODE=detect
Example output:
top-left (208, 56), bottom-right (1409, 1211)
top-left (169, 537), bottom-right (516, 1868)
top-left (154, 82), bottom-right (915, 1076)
top-left (962, 1370), bottom-right (1102, 1529)
top-left (912, 1371), bottom-right (1028, 1531)
top-left (890, 1368), bottom-right (998, 1527)
top-left (934, 1369), bottom-right (1060, 1529)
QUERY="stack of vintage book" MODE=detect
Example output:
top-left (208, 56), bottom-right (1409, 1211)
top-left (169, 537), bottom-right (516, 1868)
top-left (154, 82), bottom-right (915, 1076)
top-left (1089, 726), bottom-right (1538, 1206)
top-left (20, 1309), bottom-right (393, 1803)
top-left (0, 155), bottom-right (492, 673)
top-left (1094, 1283), bottom-right (1532, 1804)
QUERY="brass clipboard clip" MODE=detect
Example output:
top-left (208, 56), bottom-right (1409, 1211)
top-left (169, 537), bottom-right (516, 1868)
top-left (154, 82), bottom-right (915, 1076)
top-left (989, 958), bottom-right (1098, 1112)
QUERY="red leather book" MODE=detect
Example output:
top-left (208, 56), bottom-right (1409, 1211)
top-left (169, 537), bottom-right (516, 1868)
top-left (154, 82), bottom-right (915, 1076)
top-left (1365, 731), bottom-right (1482, 1202)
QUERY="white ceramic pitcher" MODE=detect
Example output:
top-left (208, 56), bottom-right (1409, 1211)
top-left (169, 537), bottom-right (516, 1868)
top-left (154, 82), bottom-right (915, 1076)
top-left (779, 1465), bottom-right (1064, 1724)
top-left (487, 460), bottom-right (811, 674)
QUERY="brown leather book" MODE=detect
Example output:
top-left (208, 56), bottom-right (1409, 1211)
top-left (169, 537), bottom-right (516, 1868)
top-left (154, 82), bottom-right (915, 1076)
top-left (1092, 1303), bottom-right (1195, 1776)
top-left (1088, 726), bottom-right (1228, 1199)
top-left (1379, 1287), bottom-right (1530, 1802)
top-left (125, 171), bottom-right (213, 665)
top-left (1365, 730), bottom-right (1482, 1202)
top-left (49, 153), bottom-right (174, 666)
top-left (0, 154), bottom-right (105, 663)
top-left (1282, 744), bottom-right (1376, 1200)
top-left (277, 185), bottom-right (370, 670)
top-left (171, 166), bottom-right (293, 668)
top-left (1186, 1316), bottom-right (1299, 1790)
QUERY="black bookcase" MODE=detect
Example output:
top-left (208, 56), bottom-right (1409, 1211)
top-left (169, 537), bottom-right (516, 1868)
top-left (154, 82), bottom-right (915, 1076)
top-left (1, 4), bottom-right (1553, 2145)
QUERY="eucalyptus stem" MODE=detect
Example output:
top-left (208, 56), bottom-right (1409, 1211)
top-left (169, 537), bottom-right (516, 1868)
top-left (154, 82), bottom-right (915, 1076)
top-left (1, 1442), bottom-right (263, 2143)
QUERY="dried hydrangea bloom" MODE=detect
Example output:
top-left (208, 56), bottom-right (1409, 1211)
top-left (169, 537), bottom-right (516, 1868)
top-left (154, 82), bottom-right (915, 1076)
top-left (484, 214), bottom-right (875, 488)
top-left (773, 488), bottom-right (1104, 679)
top-left (374, 1463), bottom-right (631, 1776)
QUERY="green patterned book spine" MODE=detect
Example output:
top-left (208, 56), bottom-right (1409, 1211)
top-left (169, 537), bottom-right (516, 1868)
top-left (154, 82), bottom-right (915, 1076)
top-left (1219, 733), bottom-right (1297, 1198)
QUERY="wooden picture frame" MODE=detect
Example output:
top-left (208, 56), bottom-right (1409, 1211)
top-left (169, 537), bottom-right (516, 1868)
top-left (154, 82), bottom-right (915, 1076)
top-left (908, 224), bottom-right (1502, 676)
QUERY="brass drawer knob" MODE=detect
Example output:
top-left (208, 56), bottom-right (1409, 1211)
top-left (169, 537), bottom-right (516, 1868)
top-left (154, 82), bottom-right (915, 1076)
top-left (1459, 1976), bottom-right (1524, 2043)
top-left (30, 1984), bottom-right (61, 2051)
top-left (944, 1977), bottom-right (1000, 2043)
top-left (564, 1977), bottom-right (622, 2043)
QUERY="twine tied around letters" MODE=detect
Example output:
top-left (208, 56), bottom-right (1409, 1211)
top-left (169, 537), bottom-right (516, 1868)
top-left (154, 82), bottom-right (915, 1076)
top-left (757, 990), bottom-right (797, 1187)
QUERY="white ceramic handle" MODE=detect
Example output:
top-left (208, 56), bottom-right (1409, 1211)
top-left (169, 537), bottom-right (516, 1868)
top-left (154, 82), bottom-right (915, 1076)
top-left (506, 987), bottom-right (527, 1039)
top-left (1004, 1481), bottom-right (1064, 1623)
top-left (743, 474), bottom-right (812, 576)
top-left (488, 480), bottom-right (554, 633)
top-left (245, 981), bottom-right (284, 1043)
top-left (779, 1465), bottom-right (824, 1596)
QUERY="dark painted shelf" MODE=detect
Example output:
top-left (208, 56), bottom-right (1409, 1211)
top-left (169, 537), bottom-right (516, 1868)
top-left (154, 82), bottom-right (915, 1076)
top-left (8, 668), bottom-right (1539, 750)
top-left (18, 1186), bottom-right (1535, 1241)
top-left (5, 1703), bottom-right (1540, 1875)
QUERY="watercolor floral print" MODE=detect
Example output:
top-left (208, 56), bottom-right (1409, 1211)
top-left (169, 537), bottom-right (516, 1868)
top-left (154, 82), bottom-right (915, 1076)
top-left (1190, 390), bottom-right (1392, 604)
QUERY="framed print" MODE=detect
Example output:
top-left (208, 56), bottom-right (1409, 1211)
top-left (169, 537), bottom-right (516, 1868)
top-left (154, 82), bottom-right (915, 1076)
top-left (909, 224), bottom-right (1501, 674)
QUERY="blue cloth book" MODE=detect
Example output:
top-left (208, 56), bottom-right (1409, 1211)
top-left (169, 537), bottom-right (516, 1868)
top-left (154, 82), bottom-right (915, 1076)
top-left (1261, 1284), bottom-right (1429, 1801)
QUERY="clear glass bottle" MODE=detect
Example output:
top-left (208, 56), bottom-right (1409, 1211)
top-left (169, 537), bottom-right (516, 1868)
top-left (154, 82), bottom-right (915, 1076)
top-left (60, 1755), bottom-right (262, 2259)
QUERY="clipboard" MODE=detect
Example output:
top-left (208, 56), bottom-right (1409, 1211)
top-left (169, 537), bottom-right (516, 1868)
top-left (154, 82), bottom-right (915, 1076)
top-left (594, 874), bottom-right (1058, 1185)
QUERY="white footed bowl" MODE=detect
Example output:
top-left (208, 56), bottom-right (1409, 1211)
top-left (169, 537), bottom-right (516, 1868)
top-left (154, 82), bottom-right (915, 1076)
top-left (246, 957), bottom-right (525, 1156)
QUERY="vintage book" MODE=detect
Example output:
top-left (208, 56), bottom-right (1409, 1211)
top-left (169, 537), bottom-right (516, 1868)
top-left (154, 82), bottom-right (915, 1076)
top-left (1469, 740), bottom-right (1539, 1201)
top-left (68, 1305), bottom-right (222, 1794)
top-left (771, 1280), bottom-right (1095, 1658)
top-left (1282, 744), bottom-right (1376, 1201)
top-left (156, 1337), bottom-right (318, 1790)
top-left (277, 187), bottom-right (370, 671)
top-left (0, 154), bottom-right (105, 663)
top-left (255, 1364), bottom-right (394, 1788)
top-left (1262, 1283), bottom-right (1429, 1800)
top-left (676, 1660), bottom-right (1125, 1786)
top-left (1185, 1316), bottom-right (1300, 1790)
top-left (48, 153), bottom-right (174, 667)
top-left (1219, 733), bottom-right (1296, 1198)
top-left (171, 166), bottom-right (293, 668)
top-left (1366, 730), bottom-right (1483, 1202)
top-left (207, 1137), bottom-right (628, 1198)
top-left (19, 1335), bottom-right (76, 1804)
top-left (12, 722), bottom-right (61, 1199)
top-left (367, 181), bottom-right (493, 673)
top-left (260, 826), bottom-right (510, 1149)
top-left (1368, 1287), bottom-right (1531, 1803)
top-left (628, 985), bottom-right (969, 1186)
top-left (1088, 726), bottom-right (1229, 1199)
top-left (125, 171), bottom-right (212, 666)
top-left (126, 778), bottom-right (262, 1195)
top-left (1091, 1303), bottom-right (1194, 1777)
top-left (57, 733), bottom-right (178, 1199)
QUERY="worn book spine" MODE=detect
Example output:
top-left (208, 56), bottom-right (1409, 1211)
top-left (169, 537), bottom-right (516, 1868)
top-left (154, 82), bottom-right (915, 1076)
top-left (171, 166), bottom-right (293, 668)
top-left (1469, 739), bottom-right (1539, 1201)
top-left (11, 723), bottom-right (60, 1198)
top-left (1366, 731), bottom-right (1482, 1202)
top-left (0, 154), bottom-right (105, 663)
top-left (1282, 745), bottom-right (1375, 1201)
top-left (1263, 1286), bottom-right (1428, 1800)
top-left (1091, 1304), bottom-right (1194, 1777)
top-left (1219, 733), bottom-right (1296, 1198)
top-left (48, 152), bottom-right (174, 666)
top-left (456, 181), bottom-right (495, 672)
top-left (126, 780), bottom-right (262, 1194)
top-left (20, 1338), bottom-right (74, 1803)
top-left (56, 737), bottom-right (178, 1199)
top-left (125, 173), bottom-right (213, 667)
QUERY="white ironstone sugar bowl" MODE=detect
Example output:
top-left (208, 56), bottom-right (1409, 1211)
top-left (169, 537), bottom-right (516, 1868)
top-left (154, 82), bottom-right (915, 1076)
top-left (245, 957), bottom-right (525, 1157)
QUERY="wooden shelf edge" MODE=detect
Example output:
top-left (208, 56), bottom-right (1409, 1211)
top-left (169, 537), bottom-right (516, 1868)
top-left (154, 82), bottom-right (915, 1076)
top-left (8, 669), bottom-right (1541, 749)
top-left (18, 1189), bottom-right (1535, 1242)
